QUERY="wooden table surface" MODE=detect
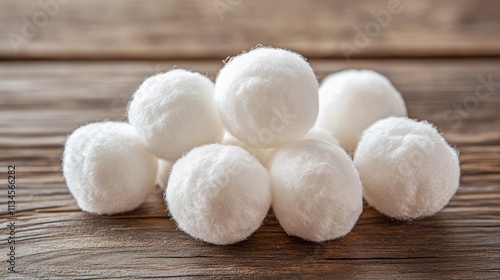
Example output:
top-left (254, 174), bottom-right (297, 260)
top-left (1, 1), bottom-right (499, 279)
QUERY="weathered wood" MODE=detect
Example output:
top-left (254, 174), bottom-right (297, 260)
top-left (0, 59), bottom-right (499, 278)
top-left (1, 0), bottom-right (500, 60)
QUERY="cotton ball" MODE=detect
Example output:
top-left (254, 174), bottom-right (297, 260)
top-left (128, 69), bottom-right (224, 162)
top-left (303, 127), bottom-right (339, 145)
top-left (156, 159), bottom-right (172, 190)
top-left (353, 117), bottom-right (460, 220)
top-left (316, 69), bottom-right (407, 153)
top-left (269, 139), bottom-right (363, 242)
top-left (215, 47), bottom-right (319, 148)
top-left (166, 144), bottom-right (271, 245)
top-left (221, 131), bottom-right (276, 166)
top-left (63, 122), bottom-right (158, 215)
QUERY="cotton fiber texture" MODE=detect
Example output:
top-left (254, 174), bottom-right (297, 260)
top-left (316, 69), bottom-right (407, 153)
top-left (354, 117), bottom-right (460, 220)
top-left (268, 139), bottom-right (363, 242)
top-left (166, 144), bottom-right (272, 245)
top-left (128, 69), bottom-right (224, 162)
top-left (63, 122), bottom-right (158, 215)
top-left (215, 47), bottom-right (319, 148)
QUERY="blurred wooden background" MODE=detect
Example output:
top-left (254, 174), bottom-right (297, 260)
top-left (0, 0), bottom-right (499, 279)
top-left (1, 0), bottom-right (500, 59)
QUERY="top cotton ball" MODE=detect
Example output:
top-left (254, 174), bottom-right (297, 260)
top-left (128, 69), bottom-right (224, 162)
top-left (215, 47), bottom-right (319, 148)
top-left (316, 69), bottom-right (407, 153)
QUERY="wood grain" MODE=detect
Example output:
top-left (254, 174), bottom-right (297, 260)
top-left (1, 0), bottom-right (500, 60)
top-left (0, 59), bottom-right (499, 278)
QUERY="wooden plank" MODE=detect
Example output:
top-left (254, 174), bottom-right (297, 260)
top-left (0, 59), bottom-right (499, 278)
top-left (1, 0), bottom-right (500, 60)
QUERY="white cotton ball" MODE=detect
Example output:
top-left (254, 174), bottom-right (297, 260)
top-left (316, 69), bottom-right (407, 152)
top-left (215, 47), bottom-right (319, 148)
top-left (269, 139), bottom-right (363, 242)
top-left (63, 122), bottom-right (158, 215)
top-left (303, 127), bottom-right (339, 145)
top-left (166, 144), bottom-right (271, 245)
top-left (353, 117), bottom-right (460, 220)
top-left (156, 159), bottom-right (172, 190)
top-left (221, 131), bottom-right (276, 166)
top-left (128, 69), bottom-right (224, 162)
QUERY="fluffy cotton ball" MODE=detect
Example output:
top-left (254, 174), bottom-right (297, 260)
top-left (221, 131), bottom-right (276, 166)
top-left (166, 144), bottom-right (271, 245)
top-left (156, 159), bottom-right (172, 190)
top-left (215, 47), bottom-right (319, 148)
top-left (128, 69), bottom-right (224, 162)
top-left (303, 127), bottom-right (339, 145)
top-left (63, 122), bottom-right (158, 215)
top-left (354, 117), bottom-right (460, 220)
top-left (316, 69), bottom-right (407, 152)
top-left (268, 139), bottom-right (363, 242)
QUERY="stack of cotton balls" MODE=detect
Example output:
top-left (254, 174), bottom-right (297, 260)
top-left (63, 46), bottom-right (460, 245)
